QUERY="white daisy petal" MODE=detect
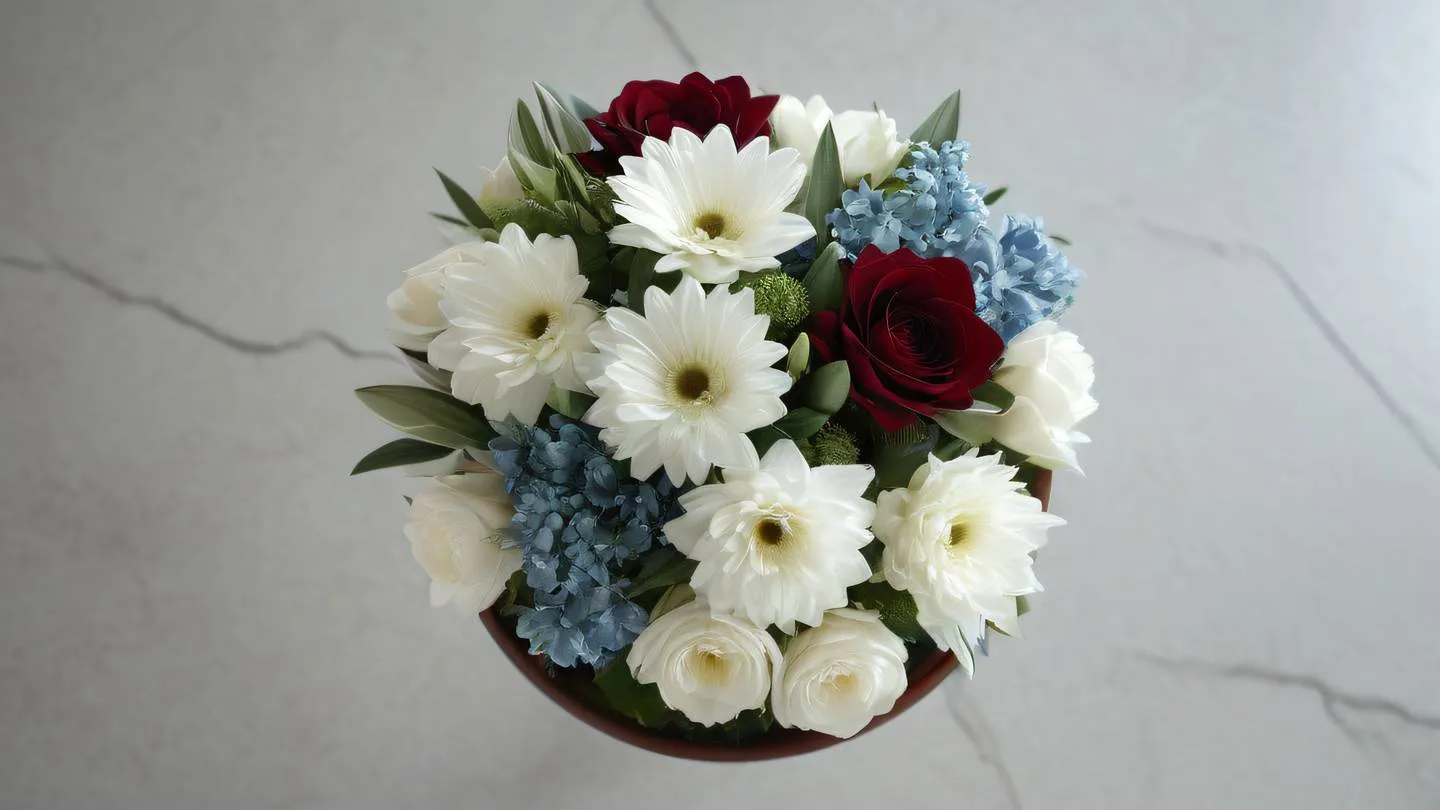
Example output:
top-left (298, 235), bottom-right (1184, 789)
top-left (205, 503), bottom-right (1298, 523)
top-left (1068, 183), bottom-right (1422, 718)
top-left (605, 125), bottom-right (816, 286)
top-left (578, 277), bottom-right (792, 484)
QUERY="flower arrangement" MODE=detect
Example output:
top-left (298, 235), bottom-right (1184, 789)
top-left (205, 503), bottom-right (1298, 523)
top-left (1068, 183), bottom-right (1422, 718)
top-left (354, 74), bottom-right (1097, 752)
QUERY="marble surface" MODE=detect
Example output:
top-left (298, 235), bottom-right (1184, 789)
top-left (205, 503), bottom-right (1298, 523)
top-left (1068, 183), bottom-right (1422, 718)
top-left (2, 1), bottom-right (1438, 808)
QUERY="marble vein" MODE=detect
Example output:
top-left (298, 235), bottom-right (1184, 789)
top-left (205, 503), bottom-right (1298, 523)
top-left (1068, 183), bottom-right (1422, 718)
top-left (1137, 653), bottom-right (1440, 743)
top-left (0, 253), bottom-right (398, 363)
top-left (945, 683), bottom-right (1025, 810)
top-left (1131, 218), bottom-right (1440, 473)
top-left (641, 0), bottom-right (699, 70)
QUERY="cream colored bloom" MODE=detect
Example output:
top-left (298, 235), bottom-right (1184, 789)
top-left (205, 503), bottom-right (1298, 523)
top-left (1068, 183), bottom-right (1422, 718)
top-left (770, 609), bottom-right (908, 738)
top-left (627, 601), bottom-right (781, 726)
top-left (770, 95), bottom-right (908, 187)
top-left (405, 472), bottom-right (521, 615)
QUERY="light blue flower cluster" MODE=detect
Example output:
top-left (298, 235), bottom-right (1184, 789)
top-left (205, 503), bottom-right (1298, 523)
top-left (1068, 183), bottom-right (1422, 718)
top-left (966, 215), bottom-right (1084, 342)
top-left (828, 141), bottom-right (988, 260)
top-left (490, 415), bottom-right (679, 668)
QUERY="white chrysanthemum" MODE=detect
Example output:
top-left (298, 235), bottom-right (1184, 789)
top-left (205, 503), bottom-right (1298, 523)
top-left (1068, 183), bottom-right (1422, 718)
top-left (606, 125), bottom-right (814, 285)
top-left (405, 472), bottom-right (522, 615)
top-left (627, 600), bottom-right (781, 726)
top-left (427, 223), bottom-right (598, 425)
top-left (579, 276), bottom-right (791, 484)
top-left (665, 440), bottom-right (875, 632)
top-left (874, 450), bottom-right (1064, 676)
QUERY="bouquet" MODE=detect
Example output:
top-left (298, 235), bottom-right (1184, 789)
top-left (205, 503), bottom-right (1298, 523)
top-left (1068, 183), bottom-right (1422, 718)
top-left (354, 73), bottom-right (1097, 755)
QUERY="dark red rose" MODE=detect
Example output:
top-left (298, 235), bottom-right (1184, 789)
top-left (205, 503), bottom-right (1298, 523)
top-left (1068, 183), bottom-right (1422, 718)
top-left (811, 246), bottom-right (1004, 431)
top-left (579, 72), bottom-right (778, 176)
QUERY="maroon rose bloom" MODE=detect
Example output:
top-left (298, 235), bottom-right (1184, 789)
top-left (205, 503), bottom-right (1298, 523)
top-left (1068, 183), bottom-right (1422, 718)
top-left (579, 72), bottom-right (778, 176)
top-left (811, 246), bottom-right (1004, 431)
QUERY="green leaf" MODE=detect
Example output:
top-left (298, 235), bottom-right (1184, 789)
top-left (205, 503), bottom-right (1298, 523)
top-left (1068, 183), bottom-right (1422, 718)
top-left (773, 407), bottom-right (829, 440)
top-left (803, 242), bottom-right (845, 313)
top-left (1049, 234), bottom-right (1072, 246)
top-left (650, 583), bottom-right (694, 620)
top-left (594, 663), bottom-right (675, 729)
top-left (803, 123), bottom-right (842, 247)
top-left (546, 387), bottom-right (594, 421)
top-left (354, 385), bottom-right (497, 449)
top-left (350, 438), bottom-right (453, 476)
top-left (504, 146), bottom-right (558, 203)
top-left (434, 169), bottom-right (494, 230)
top-left (970, 380), bottom-right (1015, 410)
top-left (626, 546), bottom-right (698, 598)
top-left (982, 186), bottom-right (1008, 206)
top-left (536, 81), bottom-right (599, 121)
top-left (626, 249), bottom-right (662, 315)
top-left (429, 211), bottom-right (471, 229)
top-left (803, 360), bottom-right (850, 415)
top-left (400, 350), bottom-right (452, 392)
top-left (748, 425), bottom-right (786, 458)
top-left (932, 434), bottom-right (974, 462)
top-left (485, 198), bottom-right (570, 237)
top-left (848, 580), bottom-right (924, 642)
top-left (508, 100), bottom-right (553, 166)
top-left (786, 332), bottom-right (810, 380)
top-left (909, 89), bottom-right (962, 145)
top-left (1016, 595), bottom-right (1030, 617)
top-left (871, 422), bottom-right (939, 491)
top-left (532, 82), bottom-right (595, 154)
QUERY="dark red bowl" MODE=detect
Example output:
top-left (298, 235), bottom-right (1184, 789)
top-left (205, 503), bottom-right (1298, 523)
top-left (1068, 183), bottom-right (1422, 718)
top-left (482, 469), bottom-right (1052, 761)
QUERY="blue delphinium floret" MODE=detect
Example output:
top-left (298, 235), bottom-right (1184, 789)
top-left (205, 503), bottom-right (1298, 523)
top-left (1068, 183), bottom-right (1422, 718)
top-left (967, 215), bottom-right (1084, 342)
top-left (828, 140), bottom-right (988, 260)
top-left (490, 415), bottom-right (679, 668)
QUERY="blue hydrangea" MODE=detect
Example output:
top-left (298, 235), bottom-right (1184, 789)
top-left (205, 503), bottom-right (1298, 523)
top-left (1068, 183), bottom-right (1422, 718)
top-left (828, 141), bottom-right (988, 260)
top-left (966, 215), bottom-right (1084, 342)
top-left (490, 415), bottom-right (679, 668)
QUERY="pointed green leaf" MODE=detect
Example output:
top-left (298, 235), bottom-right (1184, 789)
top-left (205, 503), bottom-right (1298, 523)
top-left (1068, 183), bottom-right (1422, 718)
top-left (547, 387), bottom-right (595, 421)
top-left (400, 350), bottom-right (453, 392)
top-left (434, 169), bottom-right (494, 230)
top-left (354, 385), bottom-right (496, 449)
top-left (803, 360), bottom-right (851, 415)
top-left (982, 186), bottom-right (1008, 206)
top-left (508, 100), bottom-right (553, 166)
top-left (803, 123), bottom-right (842, 247)
top-left (970, 380), bottom-right (1015, 410)
top-left (505, 146), bottom-right (558, 203)
top-left (1049, 234), bottom-right (1072, 246)
top-left (537, 81), bottom-right (599, 121)
top-left (747, 425), bottom-right (786, 458)
top-left (773, 407), bottom-right (829, 440)
top-left (533, 82), bottom-right (595, 154)
top-left (626, 546), bottom-right (698, 598)
top-left (594, 663), bottom-right (675, 729)
top-left (848, 580), bottom-right (923, 642)
top-left (350, 438), bottom-right (453, 476)
top-left (803, 241), bottom-right (845, 313)
top-left (910, 89), bottom-right (962, 145)
top-left (429, 211), bottom-right (471, 229)
top-left (626, 249), bottom-right (662, 316)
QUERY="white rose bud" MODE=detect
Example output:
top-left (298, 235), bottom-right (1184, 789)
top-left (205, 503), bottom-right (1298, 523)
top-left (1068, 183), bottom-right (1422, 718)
top-left (771, 95), bottom-right (908, 187)
top-left (478, 156), bottom-right (523, 204)
top-left (385, 242), bottom-right (485, 352)
top-left (771, 609), bottom-right (909, 739)
top-left (936, 321), bottom-right (1097, 471)
top-left (627, 601), bottom-right (780, 726)
top-left (405, 472), bottom-right (521, 615)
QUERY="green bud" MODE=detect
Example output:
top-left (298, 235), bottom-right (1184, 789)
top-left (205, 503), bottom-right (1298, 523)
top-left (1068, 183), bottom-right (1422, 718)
top-left (803, 423), bottom-right (860, 467)
top-left (736, 272), bottom-right (810, 338)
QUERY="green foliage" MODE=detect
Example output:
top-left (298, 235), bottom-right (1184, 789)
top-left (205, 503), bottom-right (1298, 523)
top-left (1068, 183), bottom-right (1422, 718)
top-left (400, 350), bottom-right (453, 392)
top-left (679, 708), bottom-right (774, 744)
top-left (546, 387), bottom-right (595, 421)
top-left (354, 385), bottom-right (497, 449)
top-left (803, 123), bottom-right (842, 248)
top-left (801, 422), bottom-right (860, 466)
top-left (786, 332), bottom-right (810, 380)
top-left (970, 380), bottom-right (1015, 410)
top-left (848, 580), bottom-right (924, 642)
top-left (531, 81), bottom-right (594, 154)
top-left (350, 438), bottom-right (453, 476)
top-left (801, 360), bottom-right (851, 415)
top-left (803, 241), bottom-right (846, 314)
top-left (910, 89), bottom-right (962, 145)
top-left (434, 169), bottom-right (494, 230)
top-left (1049, 234), bottom-right (1072, 246)
top-left (870, 420), bottom-right (940, 492)
top-left (772, 407), bottom-right (830, 440)
top-left (626, 546), bottom-right (698, 598)
top-left (624, 248), bottom-right (662, 315)
top-left (736, 272), bottom-right (810, 339)
top-left (594, 662), bottom-right (675, 729)
top-left (982, 186), bottom-right (1008, 206)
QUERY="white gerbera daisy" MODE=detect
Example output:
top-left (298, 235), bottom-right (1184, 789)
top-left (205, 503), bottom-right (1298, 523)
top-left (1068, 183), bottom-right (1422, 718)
top-left (873, 450), bottom-right (1065, 676)
top-left (579, 276), bottom-right (791, 484)
top-left (607, 125), bottom-right (815, 285)
top-left (428, 223), bottom-right (598, 424)
top-left (665, 440), bottom-right (876, 633)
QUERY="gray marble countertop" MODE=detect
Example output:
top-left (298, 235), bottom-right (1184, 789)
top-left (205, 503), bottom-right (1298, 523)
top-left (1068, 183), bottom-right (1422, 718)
top-left (2, 1), bottom-right (1437, 808)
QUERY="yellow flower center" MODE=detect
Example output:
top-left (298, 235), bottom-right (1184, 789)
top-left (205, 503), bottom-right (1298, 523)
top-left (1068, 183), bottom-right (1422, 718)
top-left (670, 363), bottom-right (715, 404)
top-left (694, 212), bottom-right (728, 239)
